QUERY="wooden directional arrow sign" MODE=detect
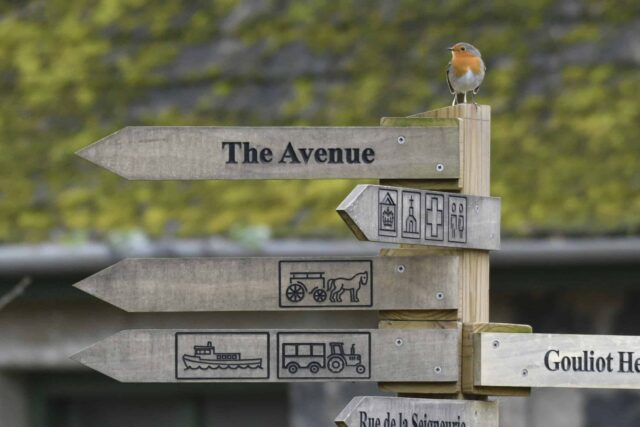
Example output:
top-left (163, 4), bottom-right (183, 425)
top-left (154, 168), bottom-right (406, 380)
top-left (73, 256), bottom-right (458, 312)
top-left (335, 396), bottom-right (498, 427)
top-left (76, 122), bottom-right (460, 180)
top-left (475, 333), bottom-right (640, 389)
top-left (71, 328), bottom-right (458, 383)
top-left (337, 184), bottom-right (500, 250)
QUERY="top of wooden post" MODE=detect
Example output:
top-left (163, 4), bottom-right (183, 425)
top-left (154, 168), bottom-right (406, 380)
top-left (409, 104), bottom-right (491, 122)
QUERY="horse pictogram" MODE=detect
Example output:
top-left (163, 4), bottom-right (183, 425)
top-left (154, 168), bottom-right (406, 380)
top-left (326, 271), bottom-right (369, 303)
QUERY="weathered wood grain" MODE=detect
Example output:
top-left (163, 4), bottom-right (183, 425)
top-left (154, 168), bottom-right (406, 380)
top-left (70, 328), bottom-right (459, 383)
top-left (407, 105), bottom-right (492, 324)
top-left (376, 105), bottom-right (492, 397)
top-left (377, 320), bottom-right (460, 395)
top-left (73, 255), bottom-right (459, 312)
top-left (76, 124), bottom-right (460, 180)
top-left (462, 323), bottom-right (531, 396)
top-left (335, 396), bottom-right (498, 427)
top-left (337, 184), bottom-right (500, 250)
top-left (475, 333), bottom-right (640, 389)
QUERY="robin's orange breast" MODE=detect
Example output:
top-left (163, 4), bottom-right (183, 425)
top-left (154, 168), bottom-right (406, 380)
top-left (451, 56), bottom-right (483, 77)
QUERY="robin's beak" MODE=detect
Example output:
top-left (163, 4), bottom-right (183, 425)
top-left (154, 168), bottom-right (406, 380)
top-left (447, 47), bottom-right (454, 51)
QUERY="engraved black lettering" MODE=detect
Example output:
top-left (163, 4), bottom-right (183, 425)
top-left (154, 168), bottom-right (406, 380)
top-left (362, 148), bottom-right (375, 164)
top-left (299, 147), bottom-right (314, 164)
top-left (314, 148), bottom-right (327, 163)
top-left (260, 147), bottom-right (273, 163)
top-left (619, 351), bottom-right (637, 373)
top-left (328, 148), bottom-right (343, 164)
top-left (544, 349), bottom-right (559, 371)
top-left (222, 142), bottom-right (242, 164)
top-left (346, 148), bottom-right (361, 164)
top-left (358, 411), bottom-right (379, 427)
top-left (279, 142), bottom-right (301, 164)
top-left (607, 352), bottom-right (615, 372)
top-left (241, 142), bottom-right (259, 164)
top-left (573, 353), bottom-right (584, 371)
top-left (595, 355), bottom-right (607, 372)
top-left (384, 411), bottom-right (393, 427)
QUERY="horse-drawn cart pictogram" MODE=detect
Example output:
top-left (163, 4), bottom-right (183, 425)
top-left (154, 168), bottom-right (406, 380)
top-left (285, 271), bottom-right (369, 304)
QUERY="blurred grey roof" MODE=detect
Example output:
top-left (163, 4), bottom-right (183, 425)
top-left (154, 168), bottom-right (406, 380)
top-left (0, 236), bottom-right (638, 277)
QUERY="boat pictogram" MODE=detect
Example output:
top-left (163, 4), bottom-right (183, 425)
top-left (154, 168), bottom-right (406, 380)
top-left (182, 341), bottom-right (263, 370)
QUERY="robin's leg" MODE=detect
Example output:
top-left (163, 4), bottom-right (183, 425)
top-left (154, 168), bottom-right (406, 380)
top-left (464, 92), bottom-right (468, 104)
top-left (471, 91), bottom-right (478, 108)
top-left (451, 93), bottom-right (457, 106)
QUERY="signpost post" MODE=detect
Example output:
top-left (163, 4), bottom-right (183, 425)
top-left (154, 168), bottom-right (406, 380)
top-left (73, 104), bottom-right (502, 424)
top-left (372, 105), bottom-right (495, 398)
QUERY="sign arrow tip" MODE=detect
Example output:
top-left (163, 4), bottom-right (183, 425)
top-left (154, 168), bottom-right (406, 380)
top-left (75, 128), bottom-right (133, 179)
top-left (72, 261), bottom-right (132, 312)
top-left (69, 332), bottom-right (127, 382)
top-left (335, 396), bottom-right (368, 426)
top-left (336, 185), bottom-right (370, 241)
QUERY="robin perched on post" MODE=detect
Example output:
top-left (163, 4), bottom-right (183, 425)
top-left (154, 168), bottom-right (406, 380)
top-left (446, 42), bottom-right (486, 106)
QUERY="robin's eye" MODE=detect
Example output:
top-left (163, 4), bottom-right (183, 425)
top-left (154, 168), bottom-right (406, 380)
top-left (460, 47), bottom-right (466, 51)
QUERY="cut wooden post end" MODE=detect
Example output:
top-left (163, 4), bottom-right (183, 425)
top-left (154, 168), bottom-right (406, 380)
top-left (463, 323), bottom-right (532, 396)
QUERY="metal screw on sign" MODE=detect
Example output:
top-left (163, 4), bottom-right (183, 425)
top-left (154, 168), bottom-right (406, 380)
top-left (436, 163), bottom-right (445, 172)
top-left (522, 369), bottom-right (529, 377)
top-left (492, 340), bottom-right (500, 349)
top-left (396, 264), bottom-right (405, 273)
top-left (395, 338), bottom-right (404, 347)
top-left (434, 366), bottom-right (442, 374)
top-left (436, 292), bottom-right (445, 300)
top-left (397, 136), bottom-right (406, 144)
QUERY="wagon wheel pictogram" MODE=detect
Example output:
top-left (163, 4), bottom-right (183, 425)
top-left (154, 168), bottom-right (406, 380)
top-left (312, 289), bottom-right (327, 303)
top-left (286, 282), bottom-right (306, 303)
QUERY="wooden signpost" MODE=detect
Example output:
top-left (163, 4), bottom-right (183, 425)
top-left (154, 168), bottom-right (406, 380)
top-left (73, 256), bottom-right (459, 312)
top-left (337, 184), bottom-right (500, 251)
top-left (76, 124), bottom-right (460, 180)
top-left (70, 328), bottom-right (459, 383)
top-left (75, 103), bottom-right (640, 424)
top-left (474, 332), bottom-right (640, 389)
top-left (335, 396), bottom-right (498, 427)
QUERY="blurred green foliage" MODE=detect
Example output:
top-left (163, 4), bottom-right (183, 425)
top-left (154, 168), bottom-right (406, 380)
top-left (0, 0), bottom-right (639, 242)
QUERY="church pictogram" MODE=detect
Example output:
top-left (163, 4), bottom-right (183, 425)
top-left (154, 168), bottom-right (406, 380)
top-left (402, 191), bottom-right (421, 239)
top-left (405, 197), bottom-right (417, 232)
